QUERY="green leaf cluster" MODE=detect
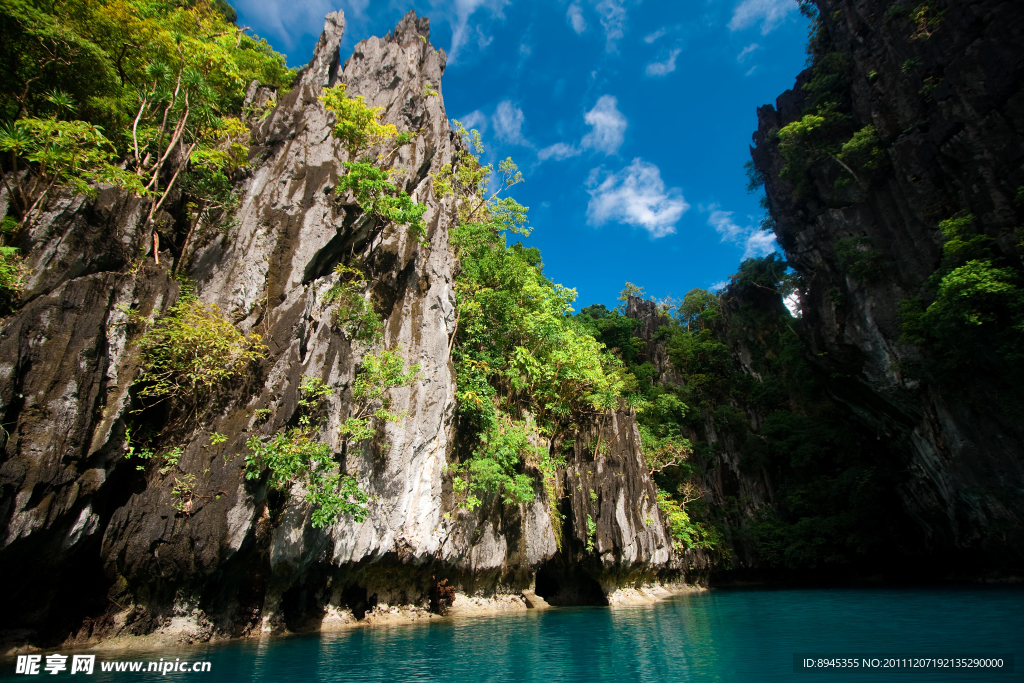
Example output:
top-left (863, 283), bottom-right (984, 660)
top-left (319, 83), bottom-right (397, 155)
top-left (0, 238), bottom-right (26, 311)
top-left (318, 84), bottom-right (426, 246)
top-left (135, 294), bottom-right (267, 406)
top-left (835, 235), bottom-right (883, 281)
top-left (448, 126), bottom-right (625, 507)
top-left (245, 377), bottom-right (369, 529)
top-left (899, 214), bottom-right (1024, 380)
top-left (338, 348), bottom-right (420, 446)
top-left (338, 161), bottom-right (427, 245)
top-left (0, 0), bottom-right (295, 232)
top-left (773, 46), bottom-right (886, 193)
top-left (656, 488), bottom-right (721, 552)
top-left (323, 265), bottom-right (383, 343)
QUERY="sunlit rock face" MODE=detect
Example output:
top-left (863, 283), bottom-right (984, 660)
top-left (0, 10), bottom-right (676, 646)
top-left (752, 0), bottom-right (1024, 569)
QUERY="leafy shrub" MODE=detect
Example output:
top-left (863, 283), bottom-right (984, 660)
top-left (0, 243), bottom-right (26, 308)
top-left (899, 214), bottom-right (1024, 375)
top-left (835, 236), bottom-right (883, 281)
top-left (323, 265), bottom-right (383, 343)
top-left (0, 0), bottom-right (294, 230)
top-left (656, 488), bottom-right (720, 551)
top-left (337, 161), bottom-right (427, 245)
top-left (135, 295), bottom-right (267, 405)
top-left (246, 377), bottom-right (369, 529)
top-left (319, 83), bottom-right (399, 155)
top-left (338, 348), bottom-right (420, 446)
top-left (448, 124), bottom-right (627, 506)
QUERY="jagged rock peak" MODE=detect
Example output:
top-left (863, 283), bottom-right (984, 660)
top-left (390, 10), bottom-right (432, 44)
top-left (301, 10), bottom-right (346, 89)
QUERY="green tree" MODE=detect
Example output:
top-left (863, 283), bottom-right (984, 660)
top-left (0, 0), bottom-right (294, 244)
top-left (246, 377), bottom-right (369, 529)
top-left (135, 294), bottom-right (267, 408)
top-left (447, 124), bottom-right (628, 506)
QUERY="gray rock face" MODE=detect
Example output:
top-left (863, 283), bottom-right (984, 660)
top-left (621, 297), bottom-right (769, 574)
top-left (0, 10), bottom-right (676, 645)
top-left (751, 0), bottom-right (1024, 567)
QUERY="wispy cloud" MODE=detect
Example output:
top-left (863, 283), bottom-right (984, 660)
top-left (594, 0), bottom-right (627, 52)
top-left (233, 0), bottom-right (341, 51)
top-left (744, 229), bottom-right (777, 256)
top-left (783, 291), bottom-right (801, 316)
top-left (538, 142), bottom-right (582, 161)
top-left (736, 42), bottom-right (759, 61)
top-left (645, 48), bottom-right (682, 76)
top-left (456, 110), bottom-right (489, 135)
top-left (567, 3), bottom-right (587, 33)
top-left (728, 0), bottom-right (798, 34)
top-left (428, 0), bottom-right (511, 63)
top-left (643, 27), bottom-right (667, 43)
top-left (709, 280), bottom-right (729, 291)
top-left (492, 100), bottom-right (530, 145)
top-left (235, 0), bottom-right (510, 65)
top-left (705, 204), bottom-right (777, 257)
top-left (587, 159), bottom-right (689, 238)
top-left (581, 95), bottom-right (627, 155)
top-left (745, 65), bottom-right (758, 76)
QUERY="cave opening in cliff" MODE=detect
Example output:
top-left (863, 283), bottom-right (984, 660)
top-left (534, 564), bottom-right (607, 606)
top-left (341, 583), bottom-right (376, 620)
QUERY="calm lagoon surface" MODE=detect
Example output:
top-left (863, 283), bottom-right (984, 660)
top-left (6, 587), bottom-right (1022, 682)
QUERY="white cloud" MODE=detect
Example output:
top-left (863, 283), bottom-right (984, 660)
top-left (456, 110), bottom-right (489, 135)
top-left (476, 26), bottom-right (494, 49)
top-left (706, 204), bottom-right (778, 258)
top-left (492, 100), bottom-right (529, 145)
top-left (645, 48), bottom-right (682, 76)
top-left (232, 0), bottom-right (337, 50)
top-left (235, 0), bottom-right (509, 65)
top-left (586, 159), bottom-right (689, 238)
top-left (745, 65), bottom-right (758, 76)
top-left (431, 0), bottom-right (511, 63)
top-left (744, 229), bottom-right (777, 257)
top-left (581, 95), bottom-right (627, 155)
top-left (709, 280), bottom-right (729, 292)
top-left (538, 142), bottom-right (582, 161)
top-left (567, 4), bottom-right (587, 33)
top-left (784, 291), bottom-right (802, 317)
top-left (728, 0), bottom-right (798, 34)
top-left (594, 0), bottom-right (627, 52)
top-left (737, 42), bottom-right (759, 61)
top-left (707, 206), bottom-right (746, 242)
top-left (643, 27), bottom-right (667, 43)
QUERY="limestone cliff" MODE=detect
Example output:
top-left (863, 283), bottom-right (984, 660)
top-left (751, 0), bottom-right (1024, 570)
top-left (0, 11), bottom-right (675, 647)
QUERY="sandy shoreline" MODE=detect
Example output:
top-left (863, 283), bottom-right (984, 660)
top-left (3, 582), bottom-right (705, 656)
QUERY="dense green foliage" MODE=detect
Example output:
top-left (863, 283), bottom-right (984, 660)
top-left (696, 257), bottom-right (901, 570)
top-left (0, 0), bottom-right (294, 240)
top-left (337, 347), bottom-right (419, 446)
top-left (576, 290), bottom-right (724, 553)
top-left (245, 377), bottom-right (368, 528)
top-left (319, 83), bottom-right (426, 245)
top-left (899, 214), bottom-right (1024, 386)
top-left (577, 254), bottom-right (903, 567)
top-left (445, 123), bottom-right (630, 509)
top-left (323, 265), bottom-right (383, 342)
top-left (773, 22), bottom-right (886, 194)
top-left (135, 292), bottom-right (267, 406)
top-left (0, 216), bottom-right (25, 309)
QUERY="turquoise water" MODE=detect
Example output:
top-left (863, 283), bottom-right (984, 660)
top-left (5, 587), bottom-right (1022, 681)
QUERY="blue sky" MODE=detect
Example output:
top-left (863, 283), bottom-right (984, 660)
top-left (234, 0), bottom-right (810, 309)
